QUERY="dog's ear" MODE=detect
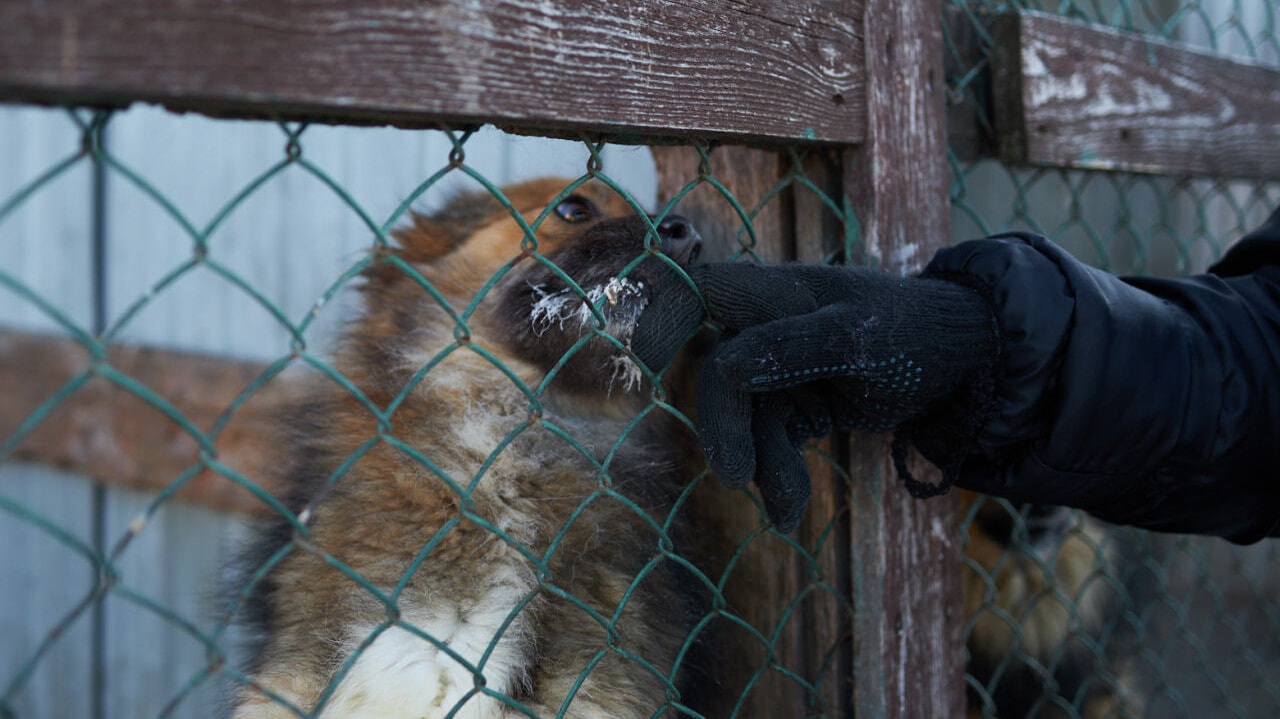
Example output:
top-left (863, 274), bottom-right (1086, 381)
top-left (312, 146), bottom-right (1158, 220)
top-left (371, 179), bottom-right (576, 288)
top-left (393, 187), bottom-right (510, 261)
top-left (391, 212), bottom-right (472, 262)
top-left (364, 189), bottom-right (510, 288)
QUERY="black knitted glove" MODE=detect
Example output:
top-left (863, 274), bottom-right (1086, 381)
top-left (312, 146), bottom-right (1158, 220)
top-left (632, 262), bottom-right (1001, 532)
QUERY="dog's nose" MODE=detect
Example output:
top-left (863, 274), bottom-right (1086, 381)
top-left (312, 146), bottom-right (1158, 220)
top-left (656, 215), bottom-right (702, 265)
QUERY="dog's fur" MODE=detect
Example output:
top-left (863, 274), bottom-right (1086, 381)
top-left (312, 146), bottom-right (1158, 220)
top-left (962, 493), bottom-right (1143, 718)
top-left (228, 179), bottom-right (708, 719)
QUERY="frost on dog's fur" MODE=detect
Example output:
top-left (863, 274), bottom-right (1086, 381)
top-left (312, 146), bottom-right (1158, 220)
top-left (528, 276), bottom-right (649, 393)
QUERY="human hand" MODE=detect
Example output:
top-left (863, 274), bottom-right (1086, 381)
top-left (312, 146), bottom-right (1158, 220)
top-left (632, 262), bottom-right (999, 531)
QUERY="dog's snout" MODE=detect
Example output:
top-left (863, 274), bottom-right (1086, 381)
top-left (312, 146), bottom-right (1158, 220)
top-left (658, 216), bottom-right (695, 242)
top-left (656, 215), bottom-right (702, 265)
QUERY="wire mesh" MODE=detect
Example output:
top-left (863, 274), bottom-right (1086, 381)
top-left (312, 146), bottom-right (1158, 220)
top-left (0, 108), bottom-right (858, 718)
top-left (946, 1), bottom-right (1280, 717)
top-left (4, 0), bottom-right (1280, 716)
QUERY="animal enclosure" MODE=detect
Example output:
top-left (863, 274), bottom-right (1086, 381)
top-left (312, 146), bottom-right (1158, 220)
top-left (2, 0), bottom-right (1279, 718)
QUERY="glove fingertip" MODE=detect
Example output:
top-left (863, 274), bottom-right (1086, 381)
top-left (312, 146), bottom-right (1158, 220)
top-left (702, 437), bottom-right (755, 489)
top-left (761, 467), bottom-right (812, 533)
top-left (753, 438), bottom-right (814, 534)
top-left (630, 269), bottom-right (705, 373)
top-left (768, 494), bottom-right (809, 534)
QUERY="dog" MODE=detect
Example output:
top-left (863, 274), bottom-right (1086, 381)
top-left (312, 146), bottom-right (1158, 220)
top-left (226, 178), bottom-right (709, 719)
top-left (963, 494), bottom-right (1144, 718)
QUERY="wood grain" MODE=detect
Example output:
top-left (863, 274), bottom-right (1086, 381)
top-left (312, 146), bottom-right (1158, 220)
top-left (650, 146), bottom-right (860, 719)
top-left (653, 145), bottom-right (792, 263)
top-left (844, 0), bottom-right (966, 716)
top-left (992, 10), bottom-right (1280, 179)
top-left (0, 0), bottom-right (866, 144)
top-left (657, 145), bottom-right (866, 717)
top-left (0, 329), bottom-right (295, 514)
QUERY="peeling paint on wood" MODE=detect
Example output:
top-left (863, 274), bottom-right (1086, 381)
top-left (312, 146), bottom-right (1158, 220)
top-left (844, 0), bottom-right (966, 715)
top-left (992, 10), bottom-right (1280, 179)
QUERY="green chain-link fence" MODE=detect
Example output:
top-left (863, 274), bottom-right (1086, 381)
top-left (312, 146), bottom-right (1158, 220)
top-left (4, 1), bottom-right (1280, 717)
top-left (946, 1), bottom-right (1280, 717)
top-left (0, 108), bottom-right (861, 718)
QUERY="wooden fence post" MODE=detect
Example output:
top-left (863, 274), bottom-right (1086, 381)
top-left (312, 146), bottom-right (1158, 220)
top-left (652, 1), bottom-right (964, 715)
top-left (845, 0), bottom-right (966, 716)
top-left (650, 5), bottom-right (964, 711)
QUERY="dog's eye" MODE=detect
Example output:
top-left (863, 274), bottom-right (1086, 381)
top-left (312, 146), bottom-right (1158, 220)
top-left (553, 197), bottom-right (593, 223)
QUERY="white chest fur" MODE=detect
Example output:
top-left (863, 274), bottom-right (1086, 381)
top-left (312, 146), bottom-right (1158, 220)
top-left (322, 571), bottom-right (535, 719)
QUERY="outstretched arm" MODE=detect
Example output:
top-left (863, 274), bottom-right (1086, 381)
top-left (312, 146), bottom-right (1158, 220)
top-left (634, 211), bottom-right (1280, 542)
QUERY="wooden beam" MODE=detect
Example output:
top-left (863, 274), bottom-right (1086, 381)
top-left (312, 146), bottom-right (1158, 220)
top-left (0, 0), bottom-right (866, 145)
top-left (0, 329), bottom-right (293, 514)
top-left (650, 146), bottom-right (859, 719)
top-left (845, 0), bottom-right (966, 716)
top-left (991, 10), bottom-right (1280, 179)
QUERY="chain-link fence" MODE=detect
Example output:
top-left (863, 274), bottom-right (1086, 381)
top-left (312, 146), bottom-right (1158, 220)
top-left (0, 108), bottom-right (866, 718)
top-left (3, 1), bottom-right (1279, 718)
top-left (946, 1), bottom-right (1280, 717)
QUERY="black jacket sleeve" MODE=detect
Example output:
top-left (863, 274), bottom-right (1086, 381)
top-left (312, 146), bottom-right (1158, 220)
top-left (922, 210), bottom-right (1280, 543)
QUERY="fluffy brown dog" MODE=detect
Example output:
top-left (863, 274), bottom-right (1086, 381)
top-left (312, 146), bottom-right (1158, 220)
top-left (228, 178), bottom-right (707, 719)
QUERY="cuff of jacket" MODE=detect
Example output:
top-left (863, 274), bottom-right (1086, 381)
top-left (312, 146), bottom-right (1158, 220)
top-left (920, 233), bottom-right (1276, 542)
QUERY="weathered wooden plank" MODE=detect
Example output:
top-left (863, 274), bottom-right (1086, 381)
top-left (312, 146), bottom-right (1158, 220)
top-left (844, 0), bottom-right (966, 716)
top-left (0, 329), bottom-right (293, 514)
top-left (653, 146), bottom-right (793, 263)
top-left (942, 5), bottom-right (996, 162)
top-left (991, 10), bottom-right (1280, 179)
top-left (651, 147), bottom-right (858, 718)
top-left (0, 0), bottom-right (866, 145)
